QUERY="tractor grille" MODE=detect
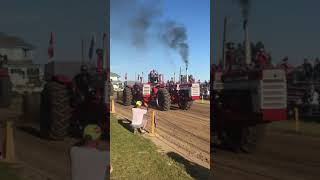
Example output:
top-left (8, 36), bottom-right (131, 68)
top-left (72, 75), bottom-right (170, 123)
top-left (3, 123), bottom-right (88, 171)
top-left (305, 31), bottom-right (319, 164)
top-left (143, 85), bottom-right (150, 95)
top-left (261, 79), bottom-right (287, 109)
top-left (191, 85), bottom-right (200, 96)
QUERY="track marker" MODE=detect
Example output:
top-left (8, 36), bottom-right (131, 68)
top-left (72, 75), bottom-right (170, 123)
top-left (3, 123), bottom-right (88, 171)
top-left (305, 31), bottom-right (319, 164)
top-left (111, 99), bottom-right (115, 113)
top-left (148, 111), bottom-right (156, 137)
top-left (2, 121), bottom-right (15, 162)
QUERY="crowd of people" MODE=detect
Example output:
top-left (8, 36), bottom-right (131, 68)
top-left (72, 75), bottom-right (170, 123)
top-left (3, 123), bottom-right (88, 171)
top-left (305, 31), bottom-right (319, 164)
top-left (212, 41), bottom-right (320, 82)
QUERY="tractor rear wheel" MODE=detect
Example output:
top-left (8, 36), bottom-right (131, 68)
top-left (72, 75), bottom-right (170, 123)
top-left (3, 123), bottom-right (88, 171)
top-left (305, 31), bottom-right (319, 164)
top-left (240, 124), bottom-right (266, 153)
top-left (123, 87), bottom-right (132, 106)
top-left (157, 88), bottom-right (171, 111)
top-left (179, 100), bottom-right (193, 110)
top-left (40, 82), bottom-right (73, 140)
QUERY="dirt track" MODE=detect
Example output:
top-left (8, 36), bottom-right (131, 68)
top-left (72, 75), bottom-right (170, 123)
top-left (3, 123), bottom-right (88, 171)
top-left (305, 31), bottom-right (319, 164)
top-left (213, 131), bottom-right (320, 180)
top-left (114, 101), bottom-right (211, 169)
top-left (1, 107), bottom-right (107, 180)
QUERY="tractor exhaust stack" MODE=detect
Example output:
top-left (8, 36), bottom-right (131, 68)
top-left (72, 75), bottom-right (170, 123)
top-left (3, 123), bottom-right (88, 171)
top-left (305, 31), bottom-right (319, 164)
top-left (179, 66), bottom-right (182, 83)
top-left (244, 19), bottom-right (251, 65)
top-left (186, 65), bottom-right (188, 83)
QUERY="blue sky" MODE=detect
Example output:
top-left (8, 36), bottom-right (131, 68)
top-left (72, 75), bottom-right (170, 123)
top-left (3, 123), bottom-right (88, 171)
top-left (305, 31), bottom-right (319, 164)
top-left (0, 0), bottom-right (106, 64)
top-left (213, 0), bottom-right (320, 66)
top-left (111, 0), bottom-right (210, 81)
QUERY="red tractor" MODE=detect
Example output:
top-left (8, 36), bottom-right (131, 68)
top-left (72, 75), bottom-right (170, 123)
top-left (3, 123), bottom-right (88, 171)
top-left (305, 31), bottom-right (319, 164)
top-left (166, 78), bottom-right (200, 110)
top-left (40, 50), bottom-right (110, 140)
top-left (212, 56), bottom-right (287, 153)
top-left (122, 69), bottom-right (200, 111)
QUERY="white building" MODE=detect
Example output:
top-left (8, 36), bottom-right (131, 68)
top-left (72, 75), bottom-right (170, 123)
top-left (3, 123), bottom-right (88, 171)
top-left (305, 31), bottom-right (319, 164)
top-left (110, 72), bottom-right (120, 82)
top-left (110, 72), bottom-right (123, 92)
top-left (0, 33), bottom-right (34, 62)
top-left (0, 33), bottom-right (44, 93)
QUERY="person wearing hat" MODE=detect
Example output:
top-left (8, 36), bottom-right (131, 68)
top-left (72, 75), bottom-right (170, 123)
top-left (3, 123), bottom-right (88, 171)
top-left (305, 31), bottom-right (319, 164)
top-left (278, 56), bottom-right (291, 75)
top-left (70, 124), bottom-right (110, 180)
top-left (131, 101), bottom-right (149, 134)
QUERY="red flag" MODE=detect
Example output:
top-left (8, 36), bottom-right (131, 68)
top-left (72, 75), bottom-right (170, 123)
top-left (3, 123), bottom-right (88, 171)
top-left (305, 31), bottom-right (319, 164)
top-left (48, 32), bottom-right (54, 59)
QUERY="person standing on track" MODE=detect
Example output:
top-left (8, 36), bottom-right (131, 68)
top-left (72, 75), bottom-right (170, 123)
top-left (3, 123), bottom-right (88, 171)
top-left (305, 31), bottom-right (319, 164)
top-left (70, 124), bottom-right (110, 180)
top-left (131, 101), bottom-right (149, 134)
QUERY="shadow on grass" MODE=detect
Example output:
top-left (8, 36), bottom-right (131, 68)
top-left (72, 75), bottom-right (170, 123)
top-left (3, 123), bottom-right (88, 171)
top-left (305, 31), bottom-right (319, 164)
top-left (166, 152), bottom-right (210, 179)
top-left (117, 119), bottom-right (134, 133)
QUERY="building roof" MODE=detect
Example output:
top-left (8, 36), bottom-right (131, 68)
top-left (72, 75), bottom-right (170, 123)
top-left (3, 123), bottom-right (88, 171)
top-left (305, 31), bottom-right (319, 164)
top-left (0, 33), bottom-right (35, 49)
top-left (111, 72), bottom-right (120, 78)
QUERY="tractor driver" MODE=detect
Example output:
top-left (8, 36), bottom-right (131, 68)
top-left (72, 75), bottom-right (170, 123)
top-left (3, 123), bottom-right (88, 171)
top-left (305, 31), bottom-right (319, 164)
top-left (73, 65), bottom-right (91, 100)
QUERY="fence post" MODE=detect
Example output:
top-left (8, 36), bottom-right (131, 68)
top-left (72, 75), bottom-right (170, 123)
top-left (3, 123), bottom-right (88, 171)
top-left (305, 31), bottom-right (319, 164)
top-left (2, 121), bottom-right (15, 162)
top-left (149, 110), bottom-right (156, 136)
top-left (111, 99), bottom-right (115, 113)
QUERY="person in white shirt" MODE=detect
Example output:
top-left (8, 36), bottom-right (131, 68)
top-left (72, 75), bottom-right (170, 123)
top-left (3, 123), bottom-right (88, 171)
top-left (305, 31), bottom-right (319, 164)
top-left (131, 101), bottom-right (148, 134)
top-left (70, 124), bottom-right (110, 180)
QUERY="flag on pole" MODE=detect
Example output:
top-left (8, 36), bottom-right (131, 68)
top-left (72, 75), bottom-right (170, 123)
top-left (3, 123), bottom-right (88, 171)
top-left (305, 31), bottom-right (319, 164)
top-left (48, 32), bottom-right (54, 59)
top-left (89, 34), bottom-right (95, 60)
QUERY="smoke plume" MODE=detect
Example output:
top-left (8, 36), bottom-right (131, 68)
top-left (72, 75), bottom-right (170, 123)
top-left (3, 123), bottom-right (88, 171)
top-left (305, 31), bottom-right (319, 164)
top-left (160, 21), bottom-right (189, 67)
top-left (129, 1), bottom-right (162, 48)
top-left (111, 0), bottom-right (189, 66)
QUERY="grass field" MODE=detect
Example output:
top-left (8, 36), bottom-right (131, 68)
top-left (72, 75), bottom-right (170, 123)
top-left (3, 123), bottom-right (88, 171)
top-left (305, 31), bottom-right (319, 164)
top-left (110, 115), bottom-right (193, 180)
top-left (268, 119), bottom-right (320, 137)
top-left (0, 162), bottom-right (20, 180)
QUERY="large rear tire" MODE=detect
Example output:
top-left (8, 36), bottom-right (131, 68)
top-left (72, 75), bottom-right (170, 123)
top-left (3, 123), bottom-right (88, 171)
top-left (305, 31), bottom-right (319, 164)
top-left (179, 100), bottom-right (193, 110)
top-left (157, 88), bottom-right (171, 111)
top-left (123, 87), bottom-right (132, 106)
top-left (40, 82), bottom-right (73, 140)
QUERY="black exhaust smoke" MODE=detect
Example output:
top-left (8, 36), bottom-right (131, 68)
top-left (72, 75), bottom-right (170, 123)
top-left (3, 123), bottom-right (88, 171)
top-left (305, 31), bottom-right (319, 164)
top-left (111, 0), bottom-right (189, 68)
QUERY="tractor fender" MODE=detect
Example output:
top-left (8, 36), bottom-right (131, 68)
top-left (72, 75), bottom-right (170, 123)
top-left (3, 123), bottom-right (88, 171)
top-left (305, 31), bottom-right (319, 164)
top-left (52, 75), bottom-right (72, 85)
top-left (153, 87), bottom-right (159, 95)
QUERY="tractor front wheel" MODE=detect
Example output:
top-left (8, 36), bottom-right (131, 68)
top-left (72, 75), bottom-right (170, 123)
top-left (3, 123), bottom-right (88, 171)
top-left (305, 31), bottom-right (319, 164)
top-left (179, 100), bottom-right (193, 110)
top-left (157, 88), bottom-right (171, 111)
top-left (123, 87), bottom-right (132, 106)
top-left (40, 82), bottom-right (73, 140)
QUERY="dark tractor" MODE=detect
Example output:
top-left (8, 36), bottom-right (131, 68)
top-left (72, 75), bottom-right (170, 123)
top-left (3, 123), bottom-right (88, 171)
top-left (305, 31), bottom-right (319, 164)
top-left (40, 61), bottom-right (110, 140)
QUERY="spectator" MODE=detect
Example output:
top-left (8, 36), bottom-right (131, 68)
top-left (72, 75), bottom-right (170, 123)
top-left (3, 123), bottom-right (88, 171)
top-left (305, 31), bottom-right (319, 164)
top-left (131, 101), bottom-right (148, 134)
top-left (278, 56), bottom-right (290, 75)
top-left (303, 58), bottom-right (313, 81)
top-left (308, 85), bottom-right (319, 115)
top-left (255, 48), bottom-right (268, 68)
top-left (313, 58), bottom-right (320, 81)
top-left (70, 124), bottom-right (109, 180)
